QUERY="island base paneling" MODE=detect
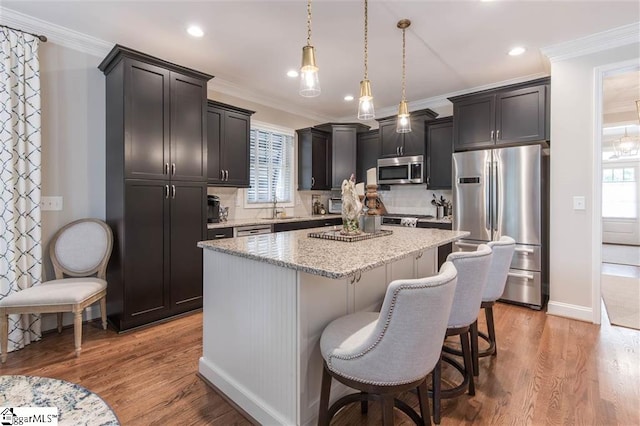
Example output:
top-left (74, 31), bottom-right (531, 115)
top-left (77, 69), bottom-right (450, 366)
top-left (199, 247), bottom-right (437, 425)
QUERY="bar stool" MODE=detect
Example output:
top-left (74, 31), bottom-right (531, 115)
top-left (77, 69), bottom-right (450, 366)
top-left (470, 236), bottom-right (516, 376)
top-left (432, 244), bottom-right (492, 424)
top-left (318, 262), bottom-right (458, 426)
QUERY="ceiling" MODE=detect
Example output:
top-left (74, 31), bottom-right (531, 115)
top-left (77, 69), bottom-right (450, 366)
top-left (3, 1), bottom-right (639, 122)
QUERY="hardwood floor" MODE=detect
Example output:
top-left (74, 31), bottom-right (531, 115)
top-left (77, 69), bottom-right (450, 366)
top-left (1, 304), bottom-right (639, 425)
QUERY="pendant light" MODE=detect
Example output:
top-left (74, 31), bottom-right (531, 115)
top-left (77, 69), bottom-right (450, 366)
top-left (357, 0), bottom-right (374, 120)
top-left (299, 0), bottom-right (320, 97)
top-left (396, 19), bottom-right (411, 133)
top-left (613, 126), bottom-right (640, 158)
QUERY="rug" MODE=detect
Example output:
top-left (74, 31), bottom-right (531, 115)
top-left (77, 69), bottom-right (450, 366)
top-left (0, 375), bottom-right (119, 425)
top-left (601, 274), bottom-right (640, 330)
top-left (602, 244), bottom-right (640, 266)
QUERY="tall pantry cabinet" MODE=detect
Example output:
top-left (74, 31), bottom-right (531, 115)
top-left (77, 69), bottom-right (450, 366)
top-left (99, 45), bottom-right (213, 331)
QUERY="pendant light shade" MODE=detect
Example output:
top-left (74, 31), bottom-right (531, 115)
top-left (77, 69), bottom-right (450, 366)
top-left (396, 19), bottom-right (411, 133)
top-left (357, 0), bottom-right (374, 120)
top-left (299, 0), bottom-right (320, 97)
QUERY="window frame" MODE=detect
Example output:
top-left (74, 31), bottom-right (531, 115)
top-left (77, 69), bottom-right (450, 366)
top-left (244, 120), bottom-right (295, 209)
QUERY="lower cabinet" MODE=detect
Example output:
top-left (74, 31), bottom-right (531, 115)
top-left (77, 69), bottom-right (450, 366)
top-left (417, 221), bottom-right (453, 269)
top-left (108, 179), bottom-right (206, 331)
top-left (273, 217), bottom-right (341, 233)
top-left (207, 227), bottom-right (234, 240)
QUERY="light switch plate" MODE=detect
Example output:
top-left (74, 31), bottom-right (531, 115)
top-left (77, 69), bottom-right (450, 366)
top-left (40, 196), bottom-right (63, 211)
top-left (573, 196), bottom-right (585, 210)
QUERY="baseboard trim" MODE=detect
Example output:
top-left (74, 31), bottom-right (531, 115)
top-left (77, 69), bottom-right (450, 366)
top-left (547, 300), bottom-right (594, 323)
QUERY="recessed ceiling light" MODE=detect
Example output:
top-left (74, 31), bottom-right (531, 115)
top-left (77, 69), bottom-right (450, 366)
top-left (287, 70), bottom-right (299, 78)
top-left (508, 46), bottom-right (526, 56)
top-left (187, 25), bottom-right (204, 38)
top-left (344, 95), bottom-right (354, 102)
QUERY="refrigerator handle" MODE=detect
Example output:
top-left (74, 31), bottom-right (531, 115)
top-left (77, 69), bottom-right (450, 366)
top-left (493, 160), bottom-right (498, 232)
top-left (485, 161), bottom-right (491, 232)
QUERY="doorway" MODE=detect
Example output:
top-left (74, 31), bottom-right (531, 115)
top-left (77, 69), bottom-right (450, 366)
top-left (599, 65), bottom-right (640, 330)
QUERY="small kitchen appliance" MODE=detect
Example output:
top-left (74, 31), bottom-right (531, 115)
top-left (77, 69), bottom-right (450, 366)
top-left (207, 195), bottom-right (220, 223)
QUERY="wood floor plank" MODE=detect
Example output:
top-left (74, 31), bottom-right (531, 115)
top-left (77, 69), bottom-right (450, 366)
top-left (0, 304), bottom-right (638, 425)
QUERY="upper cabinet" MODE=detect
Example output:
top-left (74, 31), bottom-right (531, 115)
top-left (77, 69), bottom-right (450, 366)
top-left (376, 109), bottom-right (438, 158)
top-left (450, 77), bottom-right (550, 151)
top-left (297, 123), bottom-right (369, 190)
top-left (207, 101), bottom-right (255, 187)
top-left (99, 45), bottom-right (211, 182)
top-left (356, 130), bottom-right (380, 185)
top-left (426, 117), bottom-right (453, 190)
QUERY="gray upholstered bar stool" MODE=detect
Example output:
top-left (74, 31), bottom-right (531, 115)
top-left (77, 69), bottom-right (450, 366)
top-left (318, 262), bottom-right (458, 426)
top-left (432, 244), bottom-right (492, 424)
top-left (470, 236), bottom-right (516, 376)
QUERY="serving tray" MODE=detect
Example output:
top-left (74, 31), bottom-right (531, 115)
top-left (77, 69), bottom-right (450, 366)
top-left (307, 229), bottom-right (392, 242)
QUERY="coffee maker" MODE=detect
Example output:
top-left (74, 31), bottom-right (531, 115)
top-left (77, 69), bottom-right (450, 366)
top-left (207, 195), bottom-right (220, 223)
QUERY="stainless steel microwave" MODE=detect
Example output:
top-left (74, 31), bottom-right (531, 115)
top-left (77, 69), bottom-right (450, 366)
top-left (377, 155), bottom-right (424, 184)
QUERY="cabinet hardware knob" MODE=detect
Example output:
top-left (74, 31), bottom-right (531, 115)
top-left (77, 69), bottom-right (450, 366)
top-left (171, 185), bottom-right (176, 199)
top-left (171, 163), bottom-right (176, 175)
top-left (490, 130), bottom-right (494, 141)
top-left (220, 170), bottom-right (224, 180)
top-left (496, 130), bottom-right (500, 140)
top-left (165, 163), bottom-right (169, 175)
top-left (311, 176), bottom-right (315, 187)
top-left (165, 185), bottom-right (169, 199)
top-left (225, 170), bottom-right (229, 181)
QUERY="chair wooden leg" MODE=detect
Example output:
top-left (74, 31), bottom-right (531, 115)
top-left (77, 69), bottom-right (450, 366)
top-left (471, 320), bottom-right (479, 377)
top-left (432, 357), bottom-right (441, 424)
top-left (486, 305), bottom-right (497, 356)
top-left (57, 313), bottom-right (63, 333)
top-left (460, 331), bottom-right (475, 396)
top-left (73, 310), bottom-right (82, 357)
top-left (381, 395), bottom-right (394, 426)
top-left (318, 363), bottom-right (332, 426)
top-left (361, 393), bottom-right (368, 414)
top-left (417, 378), bottom-right (432, 426)
top-left (1, 310), bottom-right (8, 363)
top-left (100, 297), bottom-right (107, 330)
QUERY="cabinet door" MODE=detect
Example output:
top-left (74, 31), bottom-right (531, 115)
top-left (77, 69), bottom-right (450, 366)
top-left (401, 115), bottom-right (426, 157)
top-left (379, 120), bottom-right (403, 158)
top-left (170, 181), bottom-right (206, 313)
top-left (311, 131), bottom-right (331, 190)
top-left (207, 107), bottom-right (224, 184)
top-left (170, 72), bottom-right (207, 181)
top-left (223, 111), bottom-right (251, 187)
top-left (124, 60), bottom-right (170, 180)
top-left (356, 131), bottom-right (380, 185)
top-left (297, 129), bottom-right (313, 190)
top-left (124, 180), bottom-right (171, 321)
top-left (496, 85), bottom-right (546, 145)
top-left (331, 126), bottom-right (357, 189)
top-left (426, 118), bottom-right (453, 189)
top-left (453, 94), bottom-right (495, 151)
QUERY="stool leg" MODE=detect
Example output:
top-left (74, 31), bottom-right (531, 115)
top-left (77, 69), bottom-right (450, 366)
top-left (460, 331), bottom-right (475, 396)
top-left (381, 395), bottom-right (394, 426)
top-left (57, 313), bottom-right (63, 333)
top-left (1, 310), bottom-right (8, 363)
top-left (471, 320), bottom-right (479, 377)
top-left (486, 305), bottom-right (497, 356)
top-left (361, 392), bottom-right (368, 414)
top-left (100, 297), bottom-right (107, 330)
top-left (73, 310), bottom-right (82, 357)
top-left (417, 378), bottom-right (432, 426)
top-left (432, 357), bottom-right (441, 424)
top-left (318, 364), bottom-right (332, 426)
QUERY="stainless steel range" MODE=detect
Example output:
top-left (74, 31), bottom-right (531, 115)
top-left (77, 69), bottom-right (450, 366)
top-left (382, 214), bottom-right (434, 227)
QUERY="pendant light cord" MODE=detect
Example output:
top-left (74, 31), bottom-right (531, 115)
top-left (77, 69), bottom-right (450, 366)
top-left (364, 0), bottom-right (368, 80)
top-left (401, 26), bottom-right (406, 102)
top-left (307, 0), bottom-right (312, 46)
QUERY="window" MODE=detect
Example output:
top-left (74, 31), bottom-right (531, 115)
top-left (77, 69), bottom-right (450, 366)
top-left (246, 122), bottom-right (294, 206)
top-left (602, 165), bottom-right (637, 218)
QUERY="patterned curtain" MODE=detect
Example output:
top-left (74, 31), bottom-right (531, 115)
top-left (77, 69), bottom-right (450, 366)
top-left (0, 27), bottom-right (42, 352)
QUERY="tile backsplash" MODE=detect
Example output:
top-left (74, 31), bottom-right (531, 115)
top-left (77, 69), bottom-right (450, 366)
top-left (378, 185), bottom-right (452, 217)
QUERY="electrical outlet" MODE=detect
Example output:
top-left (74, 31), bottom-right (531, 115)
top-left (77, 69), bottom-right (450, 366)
top-left (40, 196), bottom-right (63, 211)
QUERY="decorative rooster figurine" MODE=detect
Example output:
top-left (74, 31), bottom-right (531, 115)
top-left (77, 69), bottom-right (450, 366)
top-left (341, 174), bottom-right (362, 235)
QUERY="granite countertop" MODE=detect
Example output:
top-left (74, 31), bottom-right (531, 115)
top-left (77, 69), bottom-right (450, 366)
top-left (198, 226), bottom-right (469, 279)
top-left (207, 214), bottom-right (341, 229)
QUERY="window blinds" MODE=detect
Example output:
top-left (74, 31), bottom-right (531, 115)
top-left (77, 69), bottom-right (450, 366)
top-left (247, 127), bottom-right (293, 204)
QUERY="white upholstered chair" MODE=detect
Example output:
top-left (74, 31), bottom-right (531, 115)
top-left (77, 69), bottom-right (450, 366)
top-left (0, 219), bottom-right (113, 363)
top-left (470, 236), bottom-right (516, 376)
top-left (318, 262), bottom-right (458, 426)
top-left (432, 244), bottom-right (492, 424)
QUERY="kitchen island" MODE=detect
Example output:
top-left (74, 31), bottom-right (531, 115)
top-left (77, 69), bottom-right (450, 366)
top-left (197, 226), bottom-right (469, 425)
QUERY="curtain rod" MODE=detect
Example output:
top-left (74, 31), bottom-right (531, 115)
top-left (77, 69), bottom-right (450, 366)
top-left (0, 24), bottom-right (47, 42)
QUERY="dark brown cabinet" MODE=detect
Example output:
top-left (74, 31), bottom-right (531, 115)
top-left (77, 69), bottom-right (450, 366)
top-left (100, 45), bottom-right (212, 331)
top-left (426, 117), bottom-right (453, 190)
top-left (416, 221), bottom-right (453, 268)
top-left (273, 217), bottom-right (342, 233)
top-left (207, 101), bottom-right (254, 187)
top-left (377, 109), bottom-right (438, 158)
top-left (297, 128), bottom-right (331, 190)
top-left (356, 130), bottom-right (380, 185)
top-left (206, 227), bottom-right (234, 240)
top-left (450, 78), bottom-right (549, 151)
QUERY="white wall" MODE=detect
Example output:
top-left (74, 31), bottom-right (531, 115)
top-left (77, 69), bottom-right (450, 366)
top-left (548, 43), bottom-right (640, 321)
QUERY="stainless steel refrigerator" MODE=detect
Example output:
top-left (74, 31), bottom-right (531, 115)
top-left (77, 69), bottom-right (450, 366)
top-left (452, 144), bottom-right (548, 309)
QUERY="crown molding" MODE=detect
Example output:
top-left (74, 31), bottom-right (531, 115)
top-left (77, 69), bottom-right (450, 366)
top-left (208, 78), bottom-right (337, 124)
top-left (541, 22), bottom-right (640, 63)
top-left (0, 6), bottom-right (112, 57)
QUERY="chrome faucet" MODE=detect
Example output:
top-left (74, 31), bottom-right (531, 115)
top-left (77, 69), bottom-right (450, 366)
top-left (272, 193), bottom-right (280, 219)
